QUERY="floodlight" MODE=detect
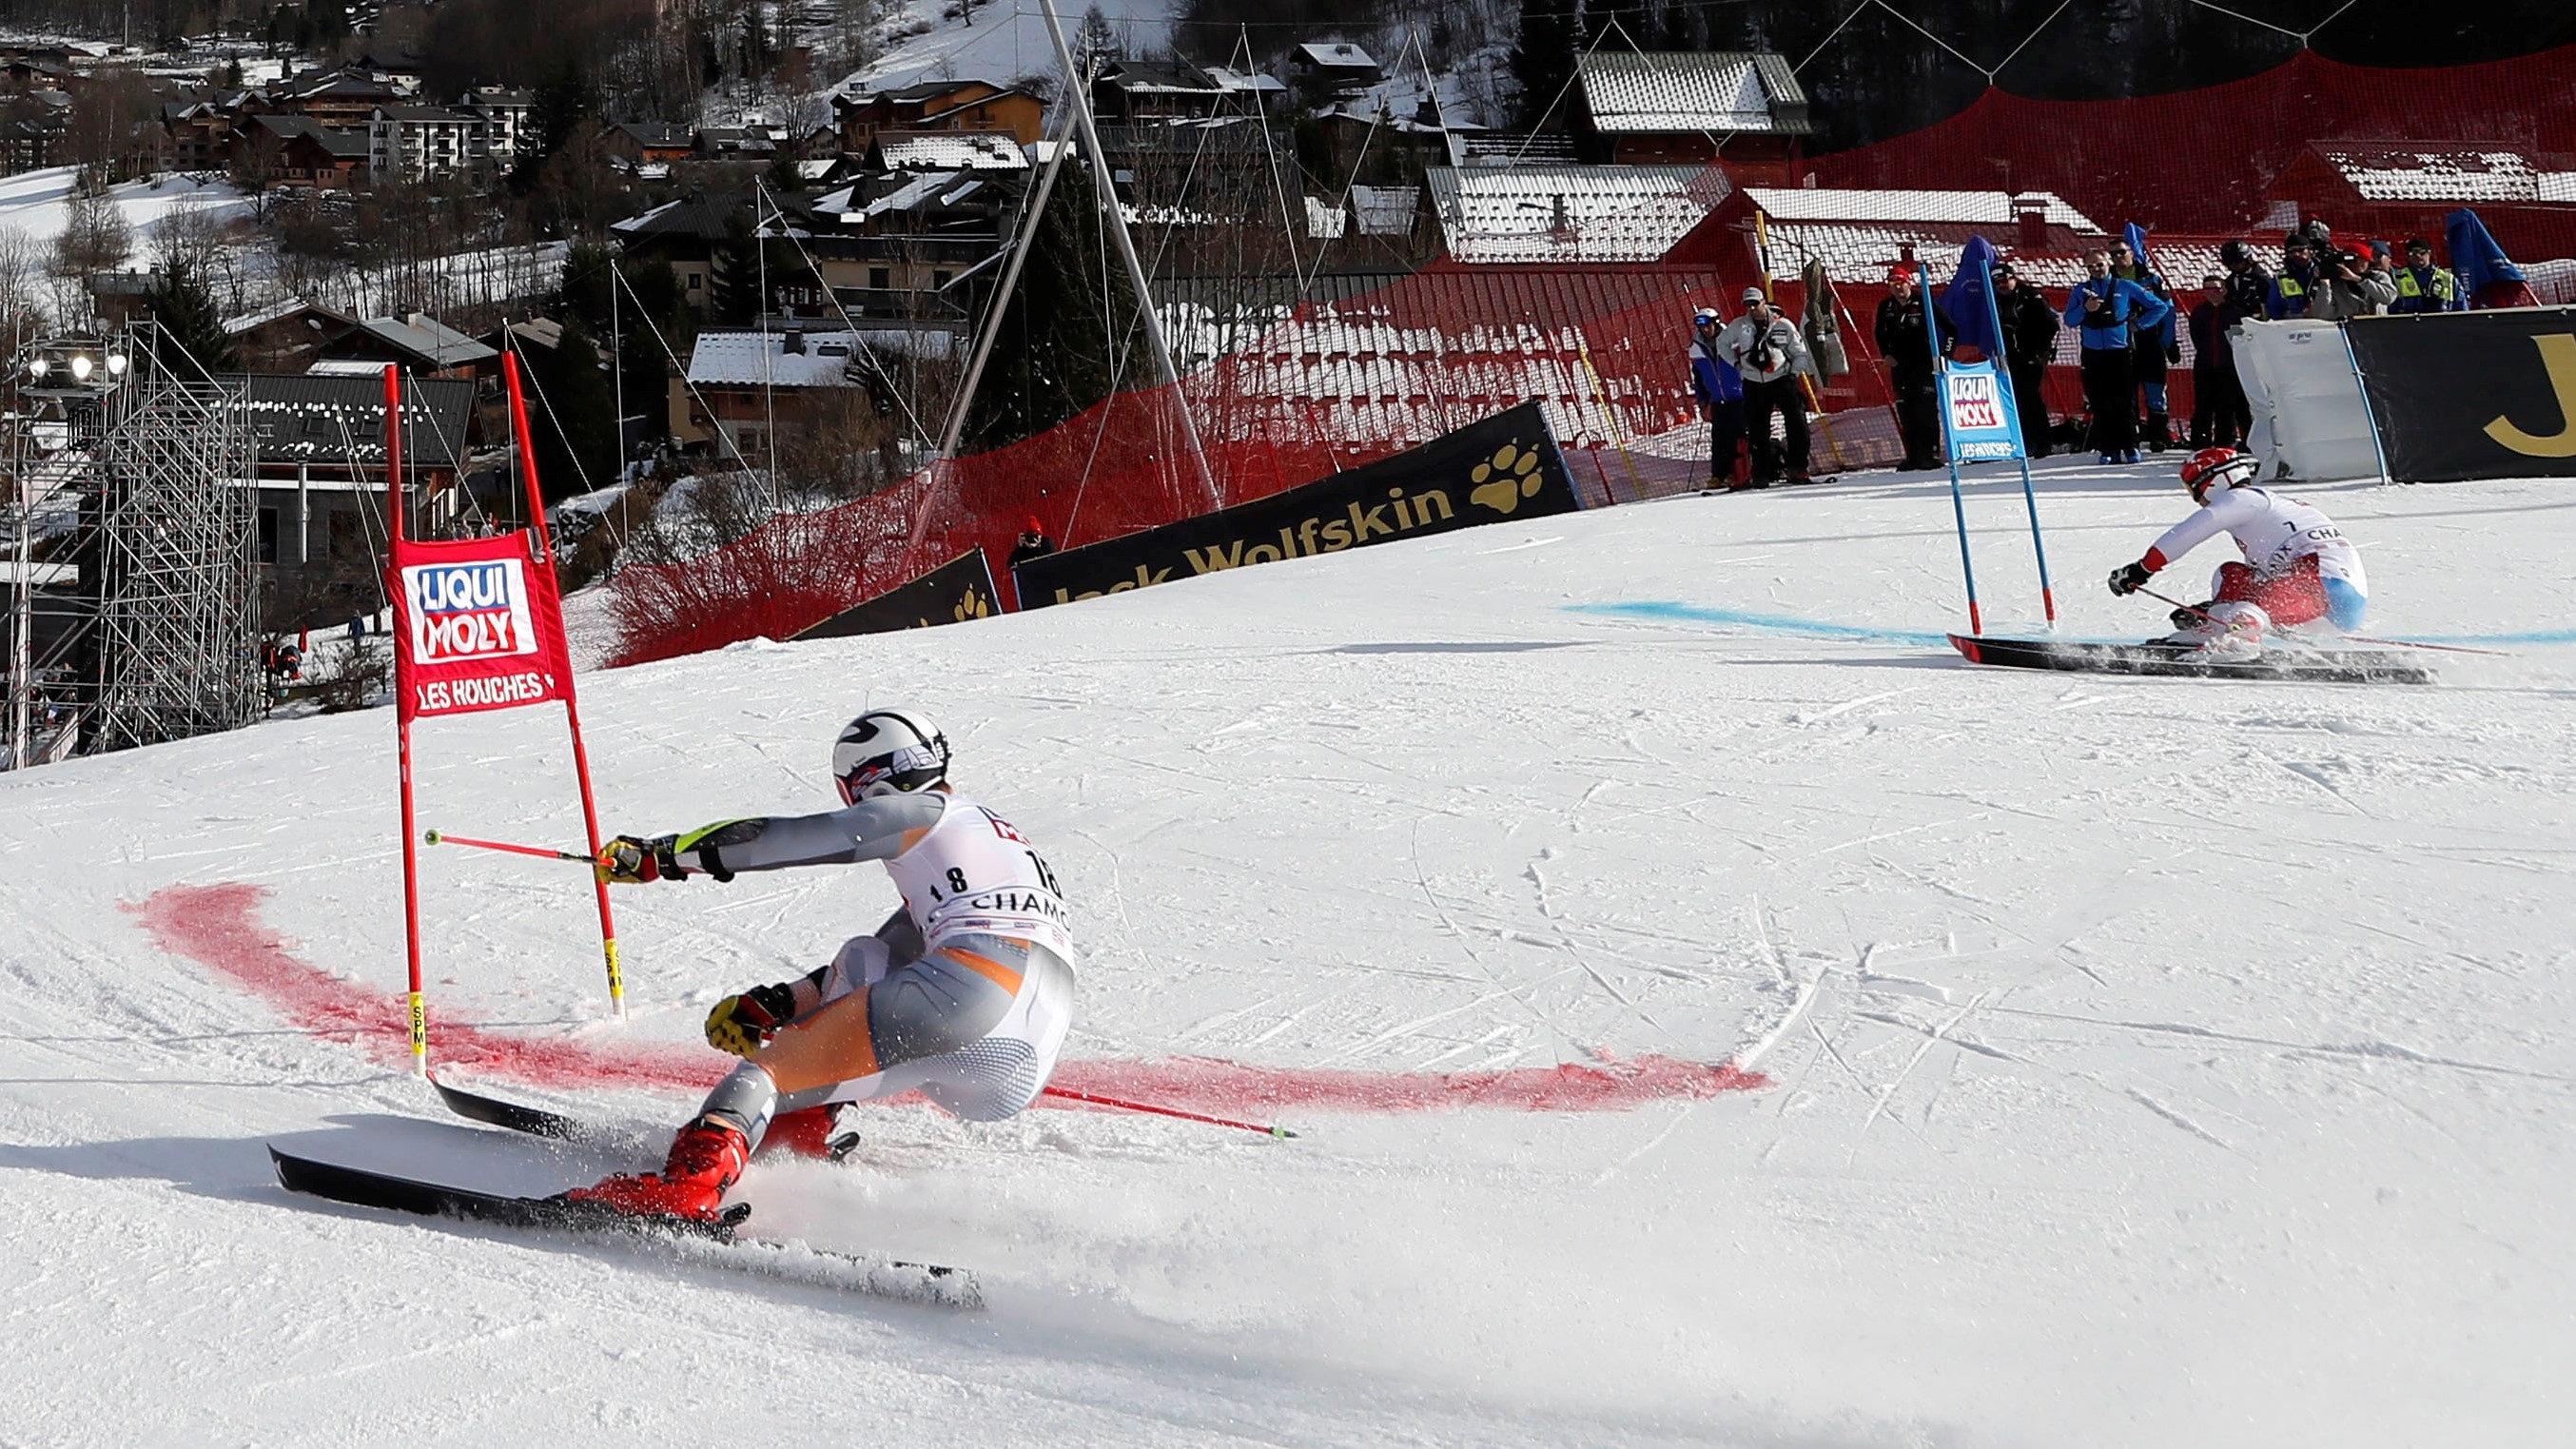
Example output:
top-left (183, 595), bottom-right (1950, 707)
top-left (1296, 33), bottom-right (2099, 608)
top-left (69, 355), bottom-right (93, 382)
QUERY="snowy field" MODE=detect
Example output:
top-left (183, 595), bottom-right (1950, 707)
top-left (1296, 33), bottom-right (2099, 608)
top-left (0, 166), bottom-right (253, 248)
top-left (3, 458), bottom-right (2573, 1446)
top-left (848, 0), bottom-right (1178, 91)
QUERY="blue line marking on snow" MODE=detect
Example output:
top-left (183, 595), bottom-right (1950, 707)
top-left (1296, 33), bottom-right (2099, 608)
top-left (2417, 630), bottom-right (2576, 646)
top-left (1566, 600), bottom-right (1952, 647)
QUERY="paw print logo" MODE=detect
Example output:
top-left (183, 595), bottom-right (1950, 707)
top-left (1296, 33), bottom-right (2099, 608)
top-left (953, 586), bottom-right (990, 622)
top-left (1469, 442), bottom-right (1545, 515)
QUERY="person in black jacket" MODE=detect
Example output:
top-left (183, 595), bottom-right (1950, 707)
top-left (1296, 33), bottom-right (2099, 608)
top-left (2186, 274), bottom-right (2248, 448)
top-left (1873, 266), bottom-right (1952, 470)
top-left (1992, 263), bottom-right (2059, 459)
top-left (2217, 240), bottom-right (2271, 329)
top-left (1006, 517), bottom-right (1056, 570)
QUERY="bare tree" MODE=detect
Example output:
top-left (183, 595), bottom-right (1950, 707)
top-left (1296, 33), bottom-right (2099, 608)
top-left (54, 183), bottom-right (134, 281)
top-left (0, 227), bottom-right (51, 344)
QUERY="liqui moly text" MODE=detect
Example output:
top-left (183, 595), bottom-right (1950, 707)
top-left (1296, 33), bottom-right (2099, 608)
top-left (402, 558), bottom-right (539, 664)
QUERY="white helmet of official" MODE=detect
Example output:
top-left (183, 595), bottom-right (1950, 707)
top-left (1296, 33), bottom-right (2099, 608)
top-left (831, 710), bottom-right (949, 804)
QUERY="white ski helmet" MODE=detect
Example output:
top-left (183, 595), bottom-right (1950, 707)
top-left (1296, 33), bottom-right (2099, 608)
top-left (830, 710), bottom-right (949, 805)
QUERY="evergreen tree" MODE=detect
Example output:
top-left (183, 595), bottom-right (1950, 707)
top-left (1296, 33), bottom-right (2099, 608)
top-left (306, 0), bottom-right (349, 47)
top-left (963, 159), bottom-right (1144, 450)
top-left (511, 61), bottom-right (595, 193)
top-left (521, 318), bottom-right (619, 501)
top-left (1510, 0), bottom-right (1587, 131)
top-left (706, 207), bottom-right (766, 326)
top-left (145, 257), bottom-right (239, 376)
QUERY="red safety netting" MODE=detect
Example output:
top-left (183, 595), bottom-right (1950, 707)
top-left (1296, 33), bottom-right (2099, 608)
top-left (1803, 47), bottom-right (2576, 252)
top-left (609, 47), bottom-right (2576, 665)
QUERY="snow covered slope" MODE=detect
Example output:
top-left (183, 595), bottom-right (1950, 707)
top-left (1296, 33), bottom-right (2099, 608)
top-left (4, 460), bottom-right (2573, 1446)
top-left (0, 166), bottom-right (251, 248)
top-left (847, 0), bottom-right (1179, 93)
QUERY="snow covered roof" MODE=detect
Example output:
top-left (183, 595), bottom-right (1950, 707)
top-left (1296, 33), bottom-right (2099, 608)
top-left (219, 372), bottom-right (477, 467)
top-left (345, 314), bottom-right (497, 368)
top-left (1425, 165), bottom-right (1731, 264)
top-left (685, 330), bottom-right (869, 388)
top-left (1742, 188), bottom-right (2101, 231)
top-left (2311, 146), bottom-right (2552, 203)
top-left (1351, 186), bottom-right (1418, 236)
top-left (873, 131), bottom-right (1027, 172)
top-left (1576, 51), bottom-right (1811, 136)
top-left (1202, 66), bottom-right (1287, 96)
top-left (1304, 195), bottom-right (1346, 240)
top-left (1297, 43), bottom-right (1377, 69)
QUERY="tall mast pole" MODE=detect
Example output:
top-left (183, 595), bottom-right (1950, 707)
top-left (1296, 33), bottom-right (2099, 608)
top-left (1038, 0), bottom-right (1218, 508)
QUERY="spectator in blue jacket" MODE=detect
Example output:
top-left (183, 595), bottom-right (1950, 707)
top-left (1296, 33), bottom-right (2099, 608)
top-left (2063, 247), bottom-right (2171, 464)
top-left (2391, 238), bottom-right (2461, 314)
top-left (1688, 306), bottom-right (1749, 487)
top-left (2112, 240), bottom-right (2182, 452)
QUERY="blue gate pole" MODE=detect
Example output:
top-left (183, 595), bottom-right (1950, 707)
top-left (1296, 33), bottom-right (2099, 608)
top-left (1930, 277), bottom-right (1983, 636)
top-left (1985, 279), bottom-right (2057, 626)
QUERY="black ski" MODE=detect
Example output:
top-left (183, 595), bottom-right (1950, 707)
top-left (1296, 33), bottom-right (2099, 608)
top-left (433, 1077), bottom-right (861, 1162)
top-left (431, 1077), bottom-right (599, 1142)
top-left (1948, 633), bottom-right (2434, 685)
top-left (268, 1147), bottom-right (981, 1309)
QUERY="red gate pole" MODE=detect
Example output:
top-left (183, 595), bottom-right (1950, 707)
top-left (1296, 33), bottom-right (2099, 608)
top-left (501, 350), bottom-right (625, 1019)
top-left (383, 365), bottom-right (429, 1073)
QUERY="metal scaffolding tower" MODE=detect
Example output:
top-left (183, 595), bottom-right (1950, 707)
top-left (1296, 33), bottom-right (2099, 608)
top-left (5, 325), bottom-right (260, 769)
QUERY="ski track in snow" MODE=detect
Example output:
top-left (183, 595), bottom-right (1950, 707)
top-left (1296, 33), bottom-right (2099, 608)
top-left (3, 460), bottom-right (2574, 1445)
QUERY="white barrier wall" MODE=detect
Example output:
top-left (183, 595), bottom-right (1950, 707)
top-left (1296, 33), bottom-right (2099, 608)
top-left (2232, 319), bottom-right (2385, 483)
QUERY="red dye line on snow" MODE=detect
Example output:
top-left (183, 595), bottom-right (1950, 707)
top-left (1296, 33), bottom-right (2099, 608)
top-left (127, 883), bottom-right (1766, 1117)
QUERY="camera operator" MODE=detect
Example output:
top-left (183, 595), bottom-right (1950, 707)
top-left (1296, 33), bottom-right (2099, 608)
top-left (1715, 287), bottom-right (1819, 485)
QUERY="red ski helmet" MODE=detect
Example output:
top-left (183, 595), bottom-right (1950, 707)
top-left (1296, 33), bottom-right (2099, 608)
top-left (2179, 447), bottom-right (2256, 504)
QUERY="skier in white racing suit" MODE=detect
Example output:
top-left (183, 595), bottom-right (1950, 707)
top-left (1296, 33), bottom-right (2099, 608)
top-left (2108, 445), bottom-right (2369, 653)
top-left (568, 709), bottom-right (1075, 1223)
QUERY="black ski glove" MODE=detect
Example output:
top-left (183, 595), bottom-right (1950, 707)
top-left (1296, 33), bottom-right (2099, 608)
top-left (2107, 560), bottom-right (2154, 597)
top-left (705, 982), bottom-right (798, 1057)
top-left (597, 833), bottom-right (685, 883)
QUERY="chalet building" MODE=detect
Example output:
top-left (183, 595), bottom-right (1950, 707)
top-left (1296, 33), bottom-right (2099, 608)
top-left (1092, 58), bottom-right (1229, 124)
top-left (263, 68), bottom-right (410, 128)
top-left (611, 190), bottom-right (760, 310)
top-left (832, 80), bottom-right (1044, 152)
top-left (223, 299), bottom-right (359, 373)
top-left (1290, 42), bottom-right (1380, 96)
top-left (161, 96), bottom-right (245, 170)
top-left (0, 102), bottom-right (63, 174)
top-left (1568, 51), bottom-right (1812, 175)
top-left (607, 121), bottom-right (694, 168)
top-left (315, 314), bottom-right (500, 382)
top-left (234, 113), bottom-right (369, 187)
top-left (672, 327), bottom-right (872, 460)
top-left (223, 372), bottom-right (479, 627)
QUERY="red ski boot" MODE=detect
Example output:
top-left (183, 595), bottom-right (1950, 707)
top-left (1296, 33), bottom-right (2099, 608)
top-left (562, 1116), bottom-right (749, 1224)
top-left (760, 1104), bottom-right (858, 1162)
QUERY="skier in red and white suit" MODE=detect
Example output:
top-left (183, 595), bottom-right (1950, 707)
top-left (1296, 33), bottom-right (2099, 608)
top-left (2108, 446), bottom-right (2370, 636)
top-left (569, 709), bottom-right (1075, 1224)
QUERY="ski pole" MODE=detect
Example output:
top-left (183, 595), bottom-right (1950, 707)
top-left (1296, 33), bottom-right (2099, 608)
top-left (422, 830), bottom-right (594, 864)
top-left (1041, 1086), bottom-right (1298, 1139)
top-left (2336, 635), bottom-right (2510, 657)
top-left (2137, 586), bottom-right (2220, 625)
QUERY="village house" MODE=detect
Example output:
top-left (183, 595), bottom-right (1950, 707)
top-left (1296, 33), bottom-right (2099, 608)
top-left (832, 80), bottom-right (1044, 152)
